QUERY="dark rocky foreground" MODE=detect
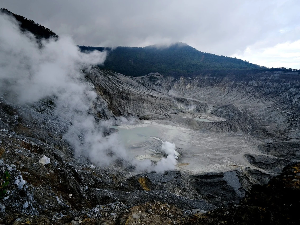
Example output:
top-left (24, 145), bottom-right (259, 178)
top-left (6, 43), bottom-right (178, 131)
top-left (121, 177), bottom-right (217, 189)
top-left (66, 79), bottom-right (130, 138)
top-left (1, 145), bottom-right (300, 225)
top-left (1, 67), bottom-right (300, 224)
top-left (187, 162), bottom-right (300, 225)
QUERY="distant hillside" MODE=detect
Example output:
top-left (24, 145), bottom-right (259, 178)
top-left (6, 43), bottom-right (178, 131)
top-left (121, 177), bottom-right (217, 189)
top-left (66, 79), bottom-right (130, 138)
top-left (0, 8), bottom-right (58, 40)
top-left (2, 8), bottom-right (297, 78)
top-left (79, 43), bottom-right (264, 77)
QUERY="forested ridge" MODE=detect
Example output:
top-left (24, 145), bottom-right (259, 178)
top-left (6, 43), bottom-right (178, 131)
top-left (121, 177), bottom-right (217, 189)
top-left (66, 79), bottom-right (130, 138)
top-left (0, 8), bottom-right (58, 40)
top-left (79, 43), bottom-right (265, 77)
top-left (2, 8), bottom-right (299, 78)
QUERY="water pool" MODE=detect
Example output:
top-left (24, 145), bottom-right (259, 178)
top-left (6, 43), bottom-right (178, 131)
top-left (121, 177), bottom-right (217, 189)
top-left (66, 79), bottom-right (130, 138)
top-left (114, 121), bottom-right (259, 174)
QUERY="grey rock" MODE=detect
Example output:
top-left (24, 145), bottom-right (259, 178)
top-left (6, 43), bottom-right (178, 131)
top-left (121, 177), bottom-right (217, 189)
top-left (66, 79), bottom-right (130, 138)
top-left (2, 68), bottom-right (300, 223)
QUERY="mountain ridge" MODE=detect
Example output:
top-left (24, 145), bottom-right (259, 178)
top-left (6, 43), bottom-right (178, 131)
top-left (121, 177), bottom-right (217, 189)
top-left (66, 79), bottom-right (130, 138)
top-left (79, 43), bottom-right (264, 77)
top-left (1, 7), bottom-right (297, 78)
top-left (0, 8), bottom-right (58, 40)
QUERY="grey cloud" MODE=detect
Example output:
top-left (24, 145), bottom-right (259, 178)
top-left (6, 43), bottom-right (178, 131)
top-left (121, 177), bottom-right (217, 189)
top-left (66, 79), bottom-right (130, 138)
top-left (0, 0), bottom-right (300, 56)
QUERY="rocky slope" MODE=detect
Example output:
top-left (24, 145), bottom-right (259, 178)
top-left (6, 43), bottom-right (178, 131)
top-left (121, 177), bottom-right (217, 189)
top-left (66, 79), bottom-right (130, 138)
top-left (1, 8), bottom-right (300, 224)
top-left (1, 66), bottom-right (300, 223)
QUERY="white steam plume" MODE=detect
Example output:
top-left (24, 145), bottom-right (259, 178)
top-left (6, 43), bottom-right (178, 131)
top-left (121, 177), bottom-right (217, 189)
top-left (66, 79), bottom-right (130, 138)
top-left (0, 13), bottom-right (127, 166)
top-left (154, 141), bottom-right (179, 172)
top-left (0, 13), bottom-right (178, 172)
top-left (134, 141), bottom-right (179, 173)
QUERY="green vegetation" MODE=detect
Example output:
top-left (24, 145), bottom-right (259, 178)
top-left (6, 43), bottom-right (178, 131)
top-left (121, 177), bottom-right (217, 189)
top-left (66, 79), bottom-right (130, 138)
top-left (0, 171), bottom-right (10, 198)
top-left (79, 43), bottom-right (264, 77)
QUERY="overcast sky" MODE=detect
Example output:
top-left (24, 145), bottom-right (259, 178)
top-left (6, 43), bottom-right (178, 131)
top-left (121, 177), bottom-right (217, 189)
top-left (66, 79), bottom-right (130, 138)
top-left (1, 0), bottom-right (300, 69)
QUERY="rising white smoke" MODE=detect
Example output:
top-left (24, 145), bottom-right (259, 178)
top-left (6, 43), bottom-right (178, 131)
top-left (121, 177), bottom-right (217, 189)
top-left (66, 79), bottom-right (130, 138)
top-left (154, 141), bottom-right (179, 172)
top-left (133, 141), bottom-right (179, 173)
top-left (0, 13), bottom-right (178, 172)
top-left (0, 13), bottom-right (127, 166)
